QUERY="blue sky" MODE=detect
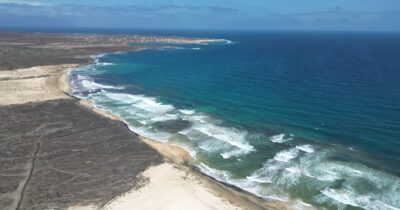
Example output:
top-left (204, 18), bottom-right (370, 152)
top-left (0, 0), bottom-right (399, 31)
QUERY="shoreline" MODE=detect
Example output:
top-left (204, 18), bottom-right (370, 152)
top-left (62, 60), bottom-right (297, 210)
top-left (0, 30), bottom-right (299, 209)
top-left (3, 30), bottom-right (400, 210)
top-left (1, 64), bottom-right (244, 210)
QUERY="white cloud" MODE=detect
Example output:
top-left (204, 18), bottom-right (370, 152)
top-left (0, 0), bottom-right (47, 6)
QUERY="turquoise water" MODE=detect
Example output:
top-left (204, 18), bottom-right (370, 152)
top-left (70, 31), bottom-right (400, 210)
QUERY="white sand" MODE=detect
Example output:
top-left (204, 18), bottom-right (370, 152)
top-left (104, 163), bottom-right (240, 210)
top-left (0, 64), bottom-right (77, 105)
top-left (68, 163), bottom-right (242, 210)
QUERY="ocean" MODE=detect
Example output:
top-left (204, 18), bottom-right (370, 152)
top-left (68, 30), bottom-right (400, 210)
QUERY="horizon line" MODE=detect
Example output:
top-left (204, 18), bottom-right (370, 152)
top-left (1, 26), bottom-right (400, 34)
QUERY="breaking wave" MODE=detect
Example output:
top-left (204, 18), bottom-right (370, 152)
top-left (270, 133), bottom-right (293, 143)
top-left (68, 50), bottom-right (400, 210)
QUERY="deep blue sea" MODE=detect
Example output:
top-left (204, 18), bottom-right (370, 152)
top-left (67, 30), bottom-right (400, 210)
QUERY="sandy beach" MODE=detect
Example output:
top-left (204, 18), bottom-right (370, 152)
top-left (0, 63), bottom-right (268, 210)
top-left (0, 63), bottom-right (244, 210)
top-left (60, 68), bottom-right (290, 210)
top-left (0, 65), bottom-right (76, 105)
top-left (0, 32), bottom-right (294, 210)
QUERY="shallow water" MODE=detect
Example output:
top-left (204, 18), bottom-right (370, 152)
top-left (70, 31), bottom-right (400, 210)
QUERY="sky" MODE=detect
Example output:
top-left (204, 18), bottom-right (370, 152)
top-left (0, 0), bottom-right (400, 31)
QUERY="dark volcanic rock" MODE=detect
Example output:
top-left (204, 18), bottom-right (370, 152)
top-left (0, 99), bottom-right (163, 210)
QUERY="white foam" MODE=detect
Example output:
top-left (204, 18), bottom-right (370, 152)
top-left (102, 92), bottom-right (141, 103)
top-left (198, 163), bottom-right (230, 181)
top-left (220, 150), bottom-right (246, 159)
top-left (285, 167), bottom-right (301, 173)
top-left (321, 188), bottom-right (363, 208)
top-left (191, 47), bottom-right (201, 50)
top-left (93, 54), bottom-right (105, 59)
top-left (314, 169), bottom-right (339, 182)
top-left (104, 92), bottom-right (175, 114)
top-left (179, 109), bottom-right (195, 115)
top-left (173, 46), bottom-right (185, 50)
top-left (270, 134), bottom-right (292, 143)
top-left (178, 128), bottom-right (192, 136)
top-left (220, 152), bottom-right (232, 159)
top-left (81, 80), bottom-right (122, 91)
top-left (381, 202), bottom-right (400, 210)
top-left (197, 154), bottom-right (296, 205)
top-left (296, 144), bottom-right (315, 153)
top-left (137, 119), bottom-right (150, 125)
top-left (140, 115), bottom-right (400, 209)
top-left (91, 54), bottom-right (106, 65)
top-left (77, 75), bottom-right (88, 80)
top-left (299, 201), bottom-right (313, 207)
top-left (97, 62), bottom-right (114, 66)
top-left (246, 176), bottom-right (273, 183)
top-left (246, 159), bottom-right (284, 185)
top-left (136, 98), bottom-right (174, 114)
top-left (211, 39), bottom-right (234, 45)
top-left (224, 40), bottom-right (235, 44)
top-left (274, 148), bottom-right (300, 163)
top-left (183, 114), bottom-right (207, 122)
top-left (196, 164), bottom-right (285, 203)
top-left (127, 125), bottom-right (171, 142)
top-left (150, 114), bottom-right (178, 122)
top-left (193, 123), bottom-right (254, 153)
top-left (197, 139), bottom-right (229, 152)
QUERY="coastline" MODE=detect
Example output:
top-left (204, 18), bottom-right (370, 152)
top-left (72, 40), bottom-right (400, 210)
top-left (3, 30), bottom-right (399, 210)
top-left (62, 65), bottom-right (294, 210)
top-left (0, 31), bottom-right (307, 209)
